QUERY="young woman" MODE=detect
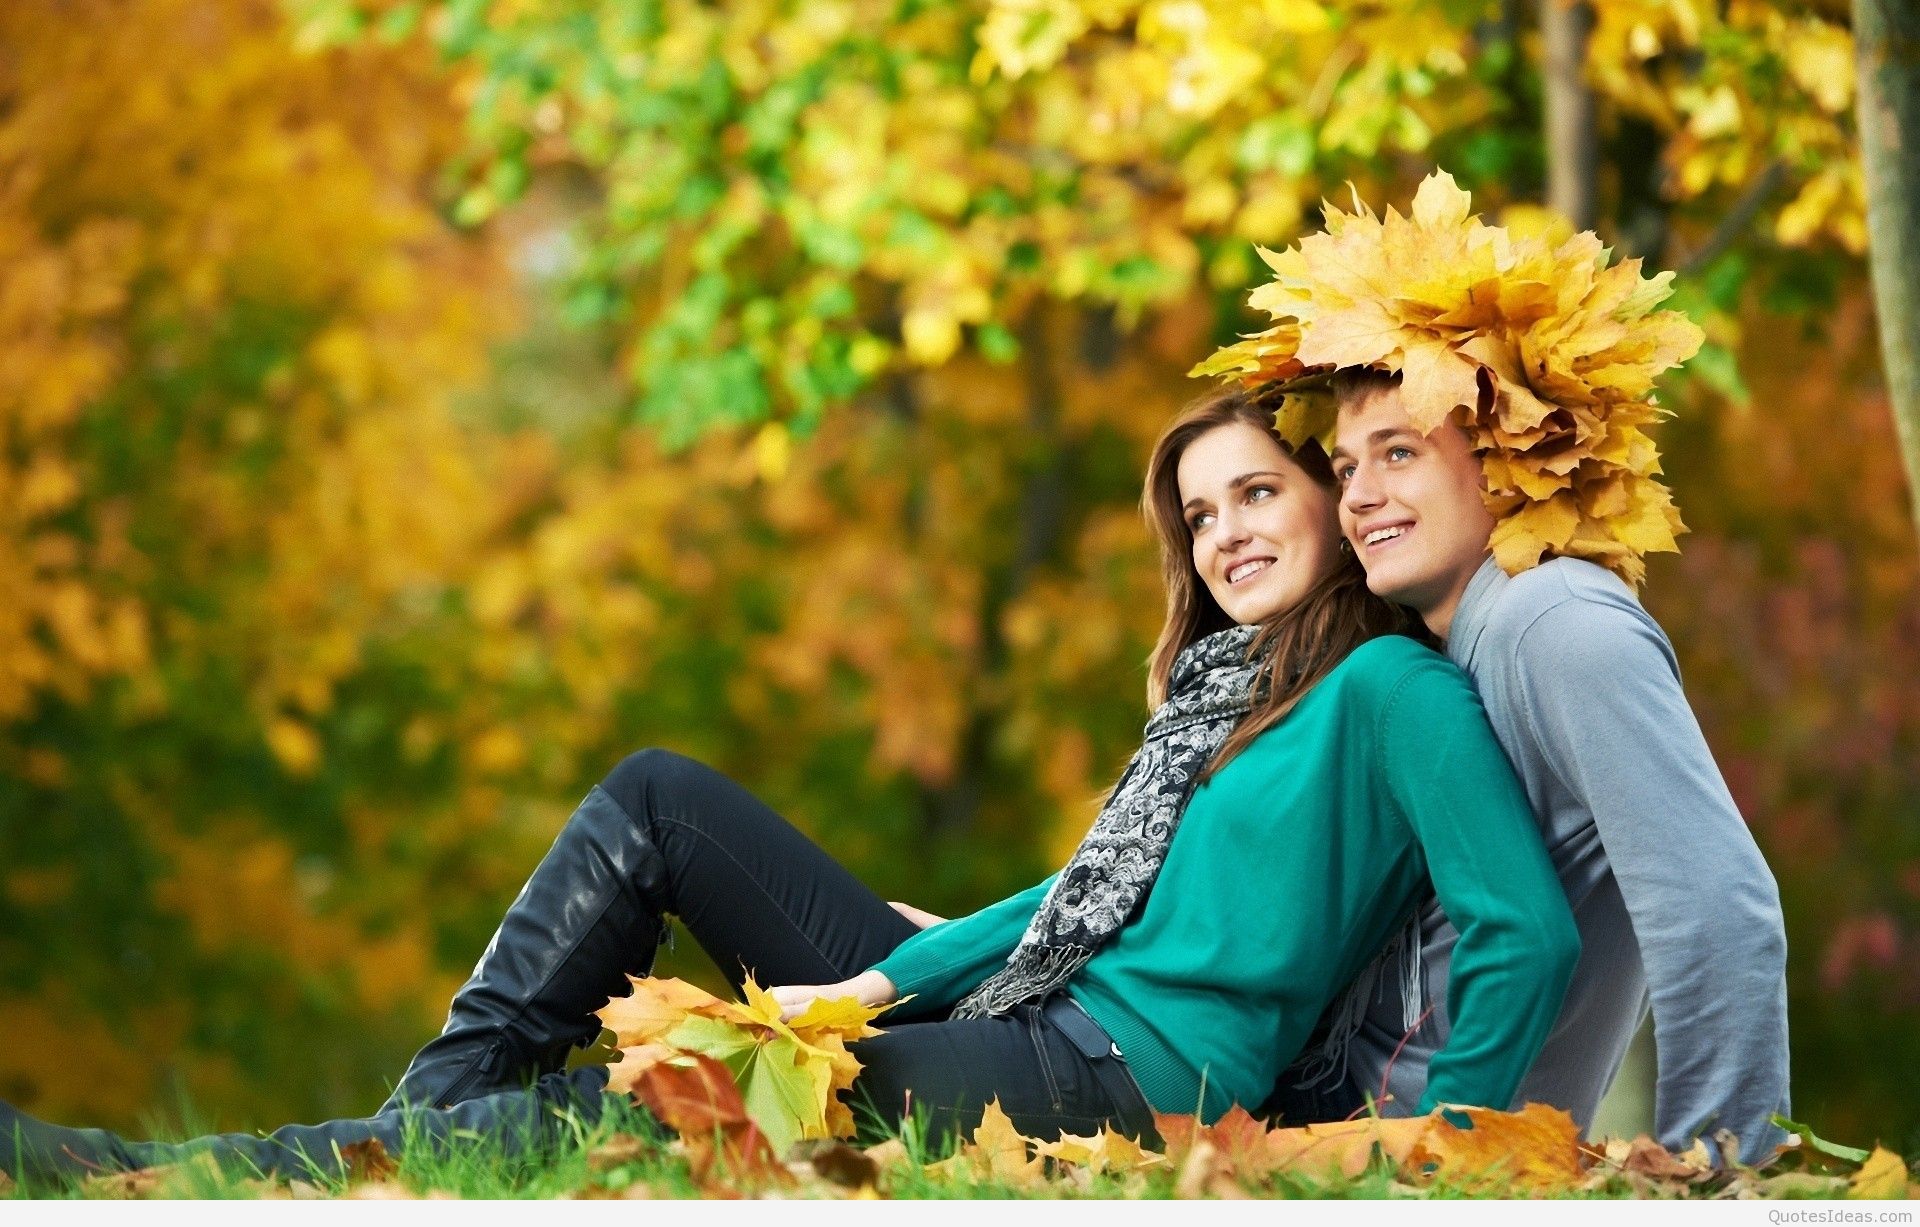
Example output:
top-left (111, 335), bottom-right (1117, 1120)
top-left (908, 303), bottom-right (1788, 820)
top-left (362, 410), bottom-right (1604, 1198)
top-left (0, 386), bottom-right (1580, 1184)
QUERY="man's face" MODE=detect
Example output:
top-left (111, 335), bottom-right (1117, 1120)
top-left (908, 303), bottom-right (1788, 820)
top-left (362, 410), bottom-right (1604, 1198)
top-left (1329, 382), bottom-right (1496, 639)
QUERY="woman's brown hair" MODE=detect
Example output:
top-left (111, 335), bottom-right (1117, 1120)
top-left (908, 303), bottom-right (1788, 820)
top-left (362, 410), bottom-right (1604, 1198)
top-left (1140, 383), bottom-right (1428, 784)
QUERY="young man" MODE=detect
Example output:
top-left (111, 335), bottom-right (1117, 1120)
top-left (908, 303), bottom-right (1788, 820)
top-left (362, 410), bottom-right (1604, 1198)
top-left (1317, 375), bottom-right (1791, 1164)
top-left (1192, 171), bottom-right (1791, 1163)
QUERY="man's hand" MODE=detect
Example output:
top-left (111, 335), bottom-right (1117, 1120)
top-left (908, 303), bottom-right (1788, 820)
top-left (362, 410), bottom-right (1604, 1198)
top-left (768, 969), bottom-right (898, 1022)
top-left (889, 901), bottom-right (947, 929)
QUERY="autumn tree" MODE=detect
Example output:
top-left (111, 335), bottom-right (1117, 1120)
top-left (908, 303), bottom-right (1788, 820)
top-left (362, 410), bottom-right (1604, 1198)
top-left (5, 0), bottom-right (1914, 1154)
top-left (1852, 0), bottom-right (1920, 545)
top-left (0, 0), bottom-right (523, 1128)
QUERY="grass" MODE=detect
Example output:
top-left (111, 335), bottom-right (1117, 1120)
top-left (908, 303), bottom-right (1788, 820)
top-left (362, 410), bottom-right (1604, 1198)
top-left (5, 1099), bottom-right (1886, 1202)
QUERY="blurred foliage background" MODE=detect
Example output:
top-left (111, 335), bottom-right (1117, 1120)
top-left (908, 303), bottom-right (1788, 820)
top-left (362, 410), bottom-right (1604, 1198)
top-left (2, 0), bottom-right (1915, 1152)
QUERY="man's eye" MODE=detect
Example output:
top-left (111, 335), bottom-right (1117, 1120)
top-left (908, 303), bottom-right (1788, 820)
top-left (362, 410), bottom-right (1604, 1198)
top-left (1387, 446), bottom-right (1414, 461)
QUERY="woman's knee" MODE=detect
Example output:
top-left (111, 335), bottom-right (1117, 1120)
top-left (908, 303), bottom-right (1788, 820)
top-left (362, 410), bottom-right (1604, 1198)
top-left (602, 747), bottom-right (700, 810)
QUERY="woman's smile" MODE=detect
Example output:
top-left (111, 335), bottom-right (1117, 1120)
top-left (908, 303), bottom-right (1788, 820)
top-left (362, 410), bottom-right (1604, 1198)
top-left (1227, 556), bottom-right (1275, 584)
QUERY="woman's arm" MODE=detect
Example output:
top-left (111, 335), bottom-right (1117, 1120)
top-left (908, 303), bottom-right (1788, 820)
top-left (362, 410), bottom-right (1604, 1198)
top-left (1380, 658), bottom-right (1581, 1114)
top-left (860, 872), bottom-right (1059, 1017)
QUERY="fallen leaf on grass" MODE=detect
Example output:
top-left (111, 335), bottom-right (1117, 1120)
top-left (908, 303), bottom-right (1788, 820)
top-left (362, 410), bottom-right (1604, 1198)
top-left (1264, 1114), bottom-right (1432, 1180)
top-left (1616, 1134), bottom-right (1713, 1184)
top-left (1170, 1138), bottom-right (1250, 1199)
top-left (586, 1132), bottom-right (656, 1172)
top-left (1036, 1125), bottom-right (1168, 1175)
top-left (1155, 1105), bottom-right (1273, 1178)
top-left (337, 1138), bottom-right (399, 1183)
top-left (1849, 1147), bottom-right (1910, 1200)
top-left (81, 1167), bottom-right (170, 1199)
top-left (925, 1099), bottom-right (1048, 1189)
top-left (786, 1138), bottom-right (878, 1188)
top-left (1411, 1103), bottom-right (1585, 1192)
top-left (344, 1182), bottom-right (459, 1200)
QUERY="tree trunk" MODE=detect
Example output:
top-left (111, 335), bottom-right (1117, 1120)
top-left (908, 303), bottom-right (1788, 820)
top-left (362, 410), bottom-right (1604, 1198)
top-left (1539, 0), bottom-right (1599, 229)
top-left (921, 304), bottom-right (1068, 838)
top-left (1855, 0), bottom-right (1920, 546)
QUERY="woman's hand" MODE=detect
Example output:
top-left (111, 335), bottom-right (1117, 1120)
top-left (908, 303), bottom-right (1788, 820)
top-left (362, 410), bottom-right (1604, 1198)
top-left (889, 901), bottom-right (947, 929)
top-left (768, 969), bottom-right (897, 1023)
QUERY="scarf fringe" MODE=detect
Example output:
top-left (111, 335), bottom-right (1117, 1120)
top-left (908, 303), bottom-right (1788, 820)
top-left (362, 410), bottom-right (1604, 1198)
top-left (950, 945), bottom-right (1095, 1020)
top-left (1289, 910), bottom-right (1426, 1093)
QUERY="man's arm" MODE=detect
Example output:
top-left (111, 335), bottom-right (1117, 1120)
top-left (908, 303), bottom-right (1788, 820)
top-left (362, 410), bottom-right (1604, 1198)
top-left (1511, 593), bottom-right (1790, 1163)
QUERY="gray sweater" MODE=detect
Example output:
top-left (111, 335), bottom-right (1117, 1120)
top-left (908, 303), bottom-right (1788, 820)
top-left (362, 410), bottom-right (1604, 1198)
top-left (1338, 556), bottom-right (1791, 1163)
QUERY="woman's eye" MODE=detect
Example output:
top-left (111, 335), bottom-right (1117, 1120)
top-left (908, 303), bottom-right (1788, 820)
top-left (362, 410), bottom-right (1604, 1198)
top-left (1246, 484), bottom-right (1274, 502)
top-left (1189, 512), bottom-right (1213, 532)
top-left (1387, 445), bottom-right (1414, 462)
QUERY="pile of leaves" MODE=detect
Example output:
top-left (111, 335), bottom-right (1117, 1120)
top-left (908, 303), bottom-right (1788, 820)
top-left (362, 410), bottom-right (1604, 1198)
top-left (595, 976), bottom-right (888, 1157)
top-left (22, 978), bottom-right (1906, 1200)
top-left (581, 977), bottom-right (1915, 1201)
top-left (582, 1085), bottom-right (1914, 1201)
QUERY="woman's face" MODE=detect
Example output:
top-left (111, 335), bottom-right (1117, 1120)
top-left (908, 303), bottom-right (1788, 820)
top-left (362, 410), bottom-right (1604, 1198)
top-left (1175, 421), bottom-right (1342, 626)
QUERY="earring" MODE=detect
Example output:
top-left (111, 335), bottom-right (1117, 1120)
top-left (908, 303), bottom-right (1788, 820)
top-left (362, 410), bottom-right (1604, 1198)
top-left (1338, 538), bottom-right (1354, 555)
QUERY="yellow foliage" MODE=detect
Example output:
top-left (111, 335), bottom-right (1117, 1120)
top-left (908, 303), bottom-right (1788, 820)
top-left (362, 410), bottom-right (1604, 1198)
top-left (1195, 171), bottom-right (1702, 586)
top-left (600, 976), bottom-right (888, 1150)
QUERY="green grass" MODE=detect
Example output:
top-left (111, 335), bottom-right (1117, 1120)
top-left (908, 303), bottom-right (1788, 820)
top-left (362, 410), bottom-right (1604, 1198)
top-left (1, 1099), bottom-right (1891, 1200)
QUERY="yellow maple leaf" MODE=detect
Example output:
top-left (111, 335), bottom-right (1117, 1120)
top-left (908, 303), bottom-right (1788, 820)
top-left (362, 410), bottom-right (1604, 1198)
top-left (1262, 1114), bottom-right (1432, 1179)
top-left (1035, 1124), bottom-right (1169, 1174)
top-left (927, 1098), bottom-right (1050, 1188)
top-left (1411, 1102), bottom-right (1586, 1192)
top-left (599, 976), bottom-right (727, 1047)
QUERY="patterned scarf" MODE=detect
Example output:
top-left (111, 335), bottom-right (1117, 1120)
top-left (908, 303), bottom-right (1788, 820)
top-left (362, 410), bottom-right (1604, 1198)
top-left (951, 622), bottom-right (1269, 1019)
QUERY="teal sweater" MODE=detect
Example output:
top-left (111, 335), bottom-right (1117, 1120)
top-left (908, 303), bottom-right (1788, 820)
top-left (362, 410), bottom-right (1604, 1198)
top-left (870, 635), bottom-right (1580, 1122)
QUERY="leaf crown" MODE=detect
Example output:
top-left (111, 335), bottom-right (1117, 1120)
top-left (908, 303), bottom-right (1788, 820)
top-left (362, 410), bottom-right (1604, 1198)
top-left (1189, 171), bottom-right (1705, 587)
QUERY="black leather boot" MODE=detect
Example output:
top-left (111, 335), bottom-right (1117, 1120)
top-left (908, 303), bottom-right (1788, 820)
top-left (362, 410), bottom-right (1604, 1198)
top-left (380, 784), bottom-right (672, 1113)
top-left (2, 1067), bottom-right (615, 1186)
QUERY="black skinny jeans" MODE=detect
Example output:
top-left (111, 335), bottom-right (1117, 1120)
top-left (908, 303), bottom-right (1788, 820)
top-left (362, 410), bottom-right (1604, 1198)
top-left (597, 748), bottom-right (1159, 1146)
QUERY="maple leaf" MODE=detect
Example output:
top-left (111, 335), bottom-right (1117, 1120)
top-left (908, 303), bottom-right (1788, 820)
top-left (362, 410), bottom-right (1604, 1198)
top-left (621, 1052), bottom-right (788, 1187)
top-left (1613, 1134), bottom-right (1713, 1184)
top-left (599, 976), bottom-right (727, 1047)
top-left (336, 1138), bottom-right (400, 1184)
top-left (925, 1098), bottom-right (1050, 1189)
top-left (1409, 1103), bottom-right (1586, 1192)
top-left (1263, 1114), bottom-right (1433, 1180)
top-left (595, 975), bottom-right (890, 1157)
top-left (1154, 1105), bottom-right (1278, 1180)
top-left (1036, 1125), bottom-right (1170, 1175)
